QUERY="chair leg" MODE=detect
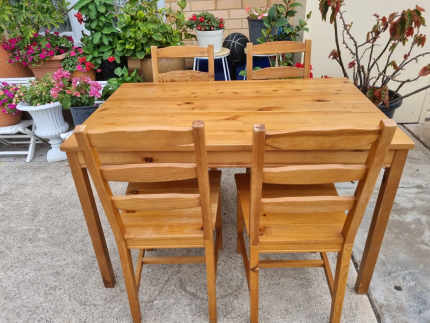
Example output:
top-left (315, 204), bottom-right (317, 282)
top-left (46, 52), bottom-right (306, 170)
top-left (329, 246), bottom-right (353, 323)
top-left (216, 194), bottom-right (223, 250)
top-left (236, 197), bottom-right (244, 253)
top-left (118, 245), bottom-right (141, 323)
top-left (249, 247), bottom-right (259, 323)
top-left (205, 240), bottom-right (217, 323)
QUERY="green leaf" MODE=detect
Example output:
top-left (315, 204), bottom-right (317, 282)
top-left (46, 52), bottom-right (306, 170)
top-left (93, 32), bottom-right (101, 44)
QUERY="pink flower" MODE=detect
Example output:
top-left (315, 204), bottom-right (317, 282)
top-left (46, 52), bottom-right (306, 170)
top-left (76, 64), bottom-right (84, 71)
top-left (45, 43), bottom-right (52, 49)
top-left (59, 49), bottom-right (65, 54)
top-left (66, 90), bottom-right (73, 94)
top-left (48, 50), bottom-right (55, 56)
top-left (39, 53), bottom-right (46, 59)
top-left (70, 51), bottom-right (76, 57)
top-left (50, 88), bottom-right (60, 98)
top-left (77, 48), bottom-right (83, 54)
top-left (73, 91), bottom-right (81, 97)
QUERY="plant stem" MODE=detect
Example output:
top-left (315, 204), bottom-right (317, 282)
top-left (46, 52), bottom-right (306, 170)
top-left (334, 19), bottom-right (349, 78)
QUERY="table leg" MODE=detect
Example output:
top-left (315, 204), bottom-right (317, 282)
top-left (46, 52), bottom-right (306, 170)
top-left (225, 58), bottom-right (231, 80)
top-left (67, 152), bottom-right (116, 288)
top-left (193, 58), bottom-right (197, 71)
top-left (221, 58), bottom-right (228, 81)
top-left (355, 150), bottom-right (409, 294)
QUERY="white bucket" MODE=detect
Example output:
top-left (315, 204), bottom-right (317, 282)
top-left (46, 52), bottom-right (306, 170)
top-left (196, 29), bottom-right (224, 53)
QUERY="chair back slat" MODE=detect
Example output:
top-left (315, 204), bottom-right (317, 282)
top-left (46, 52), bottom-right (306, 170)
top-left (74, 120), bottom-right (213, 245)
top-left (249, 120), bottom-right (397, 245)
top-left (252, 66), bottom-right (305, 80)
top-left (263, 164), bottom-right (367, 185)
top-left (152, 45), bottom-right (215, 83)
top-left (246, 40), bottom-right (312, 80)
top-left (101, 163), bottom-right (197, 182)
top-left (87, 127), bottom-right (194, 152)
top-left (265, 129), bottom-right (380, 150)
top-left (112, 194), bottom-right (200, 211)
top-left (250, 41), bottom-right (307, 54)
top-left (262, 196), bottom-right (355, 214)
top-left (158, 70), bottom-right (212, 83)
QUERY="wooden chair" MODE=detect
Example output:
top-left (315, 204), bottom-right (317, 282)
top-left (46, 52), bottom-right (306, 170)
top-left (246, 40), bottom-right (312, 80)
top-left (151, 45), bottom-right (215, 83)
top-left (235, 120), bottom-right (396, 323)
top-left (75, 121), bottom-right (222, 323)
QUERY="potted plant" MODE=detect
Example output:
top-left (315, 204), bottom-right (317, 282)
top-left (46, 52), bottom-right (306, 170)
top-left (0, 82), bottom-right (21, 127)
top-left (62, 46), bottom-right (98, 80)
top-left (0, 0), bottom-right (69, 77)
top-left (2, 32), bottom-right (73, 79)
top-left (73, 0), bottom-right (121, 80)
top-left (320, 1), bottom-right (430, 117)
top-left (16, 75), bottom-right (69, 162)
top-left (50, 68), bottom-right (102, 126)
top-left (246, 7), bottom-right (269, 44)
top-left (102, 67), bottom-right (143, 100)
top-left (117, 0), bottom-right (192, 82)
top-left (187, 12), bottom-right (225, 52)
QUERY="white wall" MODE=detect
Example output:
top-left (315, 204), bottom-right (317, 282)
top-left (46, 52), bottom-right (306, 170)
top-left (305, 0), bottom-right (430, 123)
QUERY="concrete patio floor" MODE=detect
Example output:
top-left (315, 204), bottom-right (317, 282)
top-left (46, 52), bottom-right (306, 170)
top-left (0, 125), bottom-right (429, 322)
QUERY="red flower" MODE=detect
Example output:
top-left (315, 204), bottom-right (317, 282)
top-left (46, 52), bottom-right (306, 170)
top-left (199, 17), bottom-right (205, 22)
top-left (191, 15), bottom-right (197, 21)
top-left (74, 12), bottom-right (84, 24)
top-left (107, 56), bottom-right (115, 63)
top-left (78, 56), bottom-right (87, 64)
top-left (348, 60), bottom-right (356, 69)
top-left (219, 23), bottom-right (224, 29)
top-left (197, 25), bottom-right (202, 30)
top-left (85, 61), bottom-right (95, 71)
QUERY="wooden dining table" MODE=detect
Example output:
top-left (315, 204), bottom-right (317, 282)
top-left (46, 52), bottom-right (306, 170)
top-left (60, 78), bottom-right (414, 294)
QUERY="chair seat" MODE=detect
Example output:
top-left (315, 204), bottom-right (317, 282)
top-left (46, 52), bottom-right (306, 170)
top-left (122, 170), bottom-right (221, 248)
top-left (235, 173), bottom-right (346, 252)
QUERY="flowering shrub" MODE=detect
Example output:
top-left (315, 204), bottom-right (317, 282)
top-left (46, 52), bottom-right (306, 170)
top-left (0, 82), bottom-right (20, 115)
top-left (62, 47), bottom-right (98, 73)
top-left (321, 1), bottom-right (430, 107)
top-left (2, 32), bottom-right (73, 67)
top-left (51, 69), bottom-right (102, 109)
top-left (15, 75), bottom-right (56, 106)
top-left (246, 8), bottom-right (268, 20)
top-left (186, 12), bottom-right (224, 31)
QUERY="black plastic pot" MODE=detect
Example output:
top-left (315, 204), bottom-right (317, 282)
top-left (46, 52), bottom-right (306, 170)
top-left (248, 18), bottom-right (265, 44)
top-left (70, 105), bottom-right (99, 125)
top-left (378, 91), bottom-right (403, 118)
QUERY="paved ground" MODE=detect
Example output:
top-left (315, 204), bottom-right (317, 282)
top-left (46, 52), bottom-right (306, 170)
top-left (0, 125), bottom-right (429, 322)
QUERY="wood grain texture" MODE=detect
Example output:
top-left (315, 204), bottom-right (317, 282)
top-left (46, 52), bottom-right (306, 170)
top-left (101, 163), bottom-right (197, 182)
top-left (263, 164), bottom-right (367, 184)
top-left (61, 79), bottom-right (414, 153)
top-left (112, 193), bottom-right (201, 211)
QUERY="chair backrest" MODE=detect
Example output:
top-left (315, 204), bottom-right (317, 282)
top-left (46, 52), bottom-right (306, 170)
top-left (246, 40), bottom-right (312, 80)
top-left (151, 45), bottom-right (215, 83)
top-left (74, 121), bottom-right (214, 244)
top-left (249, 119), bottom-right (397, 245)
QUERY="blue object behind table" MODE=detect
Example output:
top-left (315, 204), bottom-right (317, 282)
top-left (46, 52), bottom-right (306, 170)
top-left (194, 58), bottom-right (229, 81)
top-left (236, 56), bottom-right (271, 80)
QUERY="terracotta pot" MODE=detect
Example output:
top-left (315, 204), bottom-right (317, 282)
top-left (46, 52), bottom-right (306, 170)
top-left (128, 57), bottom-right (185, 82)
top-left (0, 47), bottom-right (33, 78)
top-left (0, 112), bottom-right (21, 127)
top-left (72, 69), bottom-right (96, 80)
top-left (30, 54), bottom-right (66, 79)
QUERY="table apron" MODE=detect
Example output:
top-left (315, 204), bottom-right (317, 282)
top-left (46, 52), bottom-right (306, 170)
top-left (73, 149), bottom-right (396, 168)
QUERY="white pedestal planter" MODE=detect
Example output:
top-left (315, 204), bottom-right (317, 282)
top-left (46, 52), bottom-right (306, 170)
top-left (196, 29), bottom-right (224, 53)
top-left (17, 102), bottom-right (69, 162)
